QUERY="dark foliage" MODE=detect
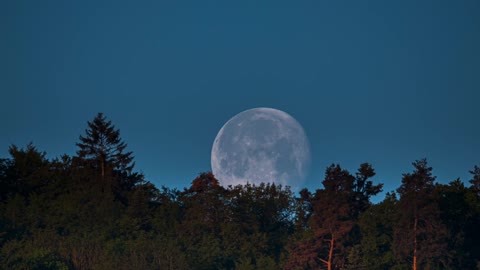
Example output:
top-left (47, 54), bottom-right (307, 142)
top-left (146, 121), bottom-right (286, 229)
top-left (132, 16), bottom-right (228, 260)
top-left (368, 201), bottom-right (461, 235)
top-left (0, 114), bottom-right (479, 269)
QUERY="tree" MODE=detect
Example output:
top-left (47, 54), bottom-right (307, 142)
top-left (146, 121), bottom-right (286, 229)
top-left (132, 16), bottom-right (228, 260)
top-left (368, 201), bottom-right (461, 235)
top-left (2, 144), bottom-right (51, 198)
top-left (0, 157), bottom-right (13, 203)
top-left (469, 165), bottom-right (480, 194)
top-left (466, 166), bottom-right (480, 267)
top-left (285, 163), bottom-right (382, 270)
top-left (346, 192), bottom-right (398, 270)
top-left (395, 159), bottom-right (449, 269)
top-left (178, 172), bottom-right (228, 269)
top-left (76, 113), bottom-right (134, 179)
top-left (352, 163), bottom-right (383, 214)
top-left (310, 164), bottom-right (356, 270)
top-left (293, 188), bottom-right (313, 232)
top-left (76, 113), bottom-right (142, 198)
top-left (436, 179), bottom-right (478, 268)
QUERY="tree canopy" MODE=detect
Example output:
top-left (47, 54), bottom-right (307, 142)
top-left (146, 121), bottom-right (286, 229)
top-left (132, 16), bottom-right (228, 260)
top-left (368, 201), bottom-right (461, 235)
top-left (0, 113), bottom-right (479, 269)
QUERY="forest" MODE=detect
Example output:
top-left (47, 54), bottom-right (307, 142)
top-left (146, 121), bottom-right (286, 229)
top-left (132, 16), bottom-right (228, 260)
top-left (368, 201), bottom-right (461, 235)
top-left (0, 113), bottom-right (479, 270)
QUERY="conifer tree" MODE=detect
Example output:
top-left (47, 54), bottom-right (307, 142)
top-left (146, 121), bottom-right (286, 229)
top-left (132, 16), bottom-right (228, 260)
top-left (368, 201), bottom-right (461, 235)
top-left (469, 165), bottom-right (480, 194)
top-left (76, 113), bottom-right (134, 178)
top-left (395, 159), bottom-right (449, 269)
top-left (76, 112), bottom-right (143, 201)
top-left (285, 163), bottom-right (381, 270)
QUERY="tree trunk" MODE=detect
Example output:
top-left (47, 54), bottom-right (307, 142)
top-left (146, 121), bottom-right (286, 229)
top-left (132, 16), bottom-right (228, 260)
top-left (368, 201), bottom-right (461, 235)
top-left (101, 159), bottom-right (105, 179)
top-left (318, 234), bottom-right (335, 270)
top-left (101, 158), bottom-right (105, 192)
top-left (328, 234), bottom-right (334, 270)
top-left (100, 145), bottom-right (105, 182)
top-left (413, 217), bottom-right (417, 270)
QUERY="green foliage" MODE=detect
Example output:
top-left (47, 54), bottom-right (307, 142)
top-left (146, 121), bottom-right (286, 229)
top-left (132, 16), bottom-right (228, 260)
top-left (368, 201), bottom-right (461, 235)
top-left (395, 159), bottom-right (450, 269)
top-left (285, 163), bottom-right (382, 270)
top-left (76, 113), bottom-right (143, 203)
top-left (345, 192), bottom-right (397, 269)
top-left (1, 239), bottom-right (70, 270)
top-left (0, 114), bottom-right (478, 270)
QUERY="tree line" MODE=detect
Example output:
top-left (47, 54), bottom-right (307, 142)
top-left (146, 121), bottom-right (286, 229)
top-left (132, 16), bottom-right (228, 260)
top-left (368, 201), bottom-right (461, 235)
top-left (0, 113), bottom-right (479, 269)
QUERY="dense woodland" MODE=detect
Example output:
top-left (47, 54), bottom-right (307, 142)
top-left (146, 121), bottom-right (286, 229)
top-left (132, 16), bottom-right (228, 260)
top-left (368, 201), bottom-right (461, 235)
top-left (1, 113), bottom-right (479, 270)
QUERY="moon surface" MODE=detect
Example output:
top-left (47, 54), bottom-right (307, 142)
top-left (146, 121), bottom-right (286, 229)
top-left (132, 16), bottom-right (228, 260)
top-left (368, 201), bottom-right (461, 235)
top-left (211, 107), bottom-right (311, 189)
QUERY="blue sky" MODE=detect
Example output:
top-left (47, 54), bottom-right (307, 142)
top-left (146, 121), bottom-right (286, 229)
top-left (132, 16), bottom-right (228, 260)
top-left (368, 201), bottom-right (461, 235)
top-left (1, 0), bottom-right (479, 200)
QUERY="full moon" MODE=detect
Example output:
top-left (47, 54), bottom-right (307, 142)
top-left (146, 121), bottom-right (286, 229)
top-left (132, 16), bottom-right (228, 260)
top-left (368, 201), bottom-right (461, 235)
top-left (211, 107), bottom-right (311, 189)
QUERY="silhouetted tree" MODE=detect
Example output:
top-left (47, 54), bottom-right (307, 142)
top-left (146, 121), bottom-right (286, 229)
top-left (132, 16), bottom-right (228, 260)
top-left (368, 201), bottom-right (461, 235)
top-left (293, 188), bottom-right (313, 232)
top-left (3, 113), bottom-right (480, 270)
top-left (436, 179), bottom-right (479, 268)
top-left (352, 163), bottom-right (383, 214)
top-left (285, 163), bottom-right (382, 270)
top-left (178, 172), bottom-right (227, 269)
top-left (76, 113), bottom-right (134, 179)
top-left (466, 166), bottom-right (480, 267)
top-left (3, 144), bottom-right (50, 197)
top-left (76, 113), bottom-right (143, 201)
top-left (395, 159), bottom-right (449, 269)
top-left (220, 182), bottom-right (293, 269)
top-left (470, 165), bottom-right (480, 194)
top-left (346, 192), bottom-right (397, 269)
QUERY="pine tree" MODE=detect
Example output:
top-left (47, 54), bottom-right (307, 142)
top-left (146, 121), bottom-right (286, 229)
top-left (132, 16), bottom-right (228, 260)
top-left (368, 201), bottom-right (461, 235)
top-left (346, 192), bottom-right (397, 269)
top-left (469, 165), bottom-right (480, 194)
top-left (285, 163), bottom-right (382, 270)
top-left (466, 166), bottom-right (480, 267)
top-left (77, 113), bottom-right (134, 177)
top-left (3, 144), bottom-right (51, 198)
top-left (436, 179), bottom-right (478, 268)
top-left (395, 159), bottom-right (449, 269)
top-left (76, 113), bottom-right (142, 200)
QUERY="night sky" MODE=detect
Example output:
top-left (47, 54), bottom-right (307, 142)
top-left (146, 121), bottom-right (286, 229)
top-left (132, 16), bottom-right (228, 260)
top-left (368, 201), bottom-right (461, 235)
top-left (1, 0), bottom-right (479, 200)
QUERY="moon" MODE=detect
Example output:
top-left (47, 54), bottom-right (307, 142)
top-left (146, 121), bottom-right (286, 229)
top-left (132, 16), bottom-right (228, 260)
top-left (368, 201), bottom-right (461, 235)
top-left (211, 107), bottom-right (311, 189)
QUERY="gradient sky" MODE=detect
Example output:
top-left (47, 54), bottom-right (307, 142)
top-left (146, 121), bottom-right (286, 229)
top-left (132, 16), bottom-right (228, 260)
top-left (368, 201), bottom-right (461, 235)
top-left (1, 0), bottom-right (479, 200)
